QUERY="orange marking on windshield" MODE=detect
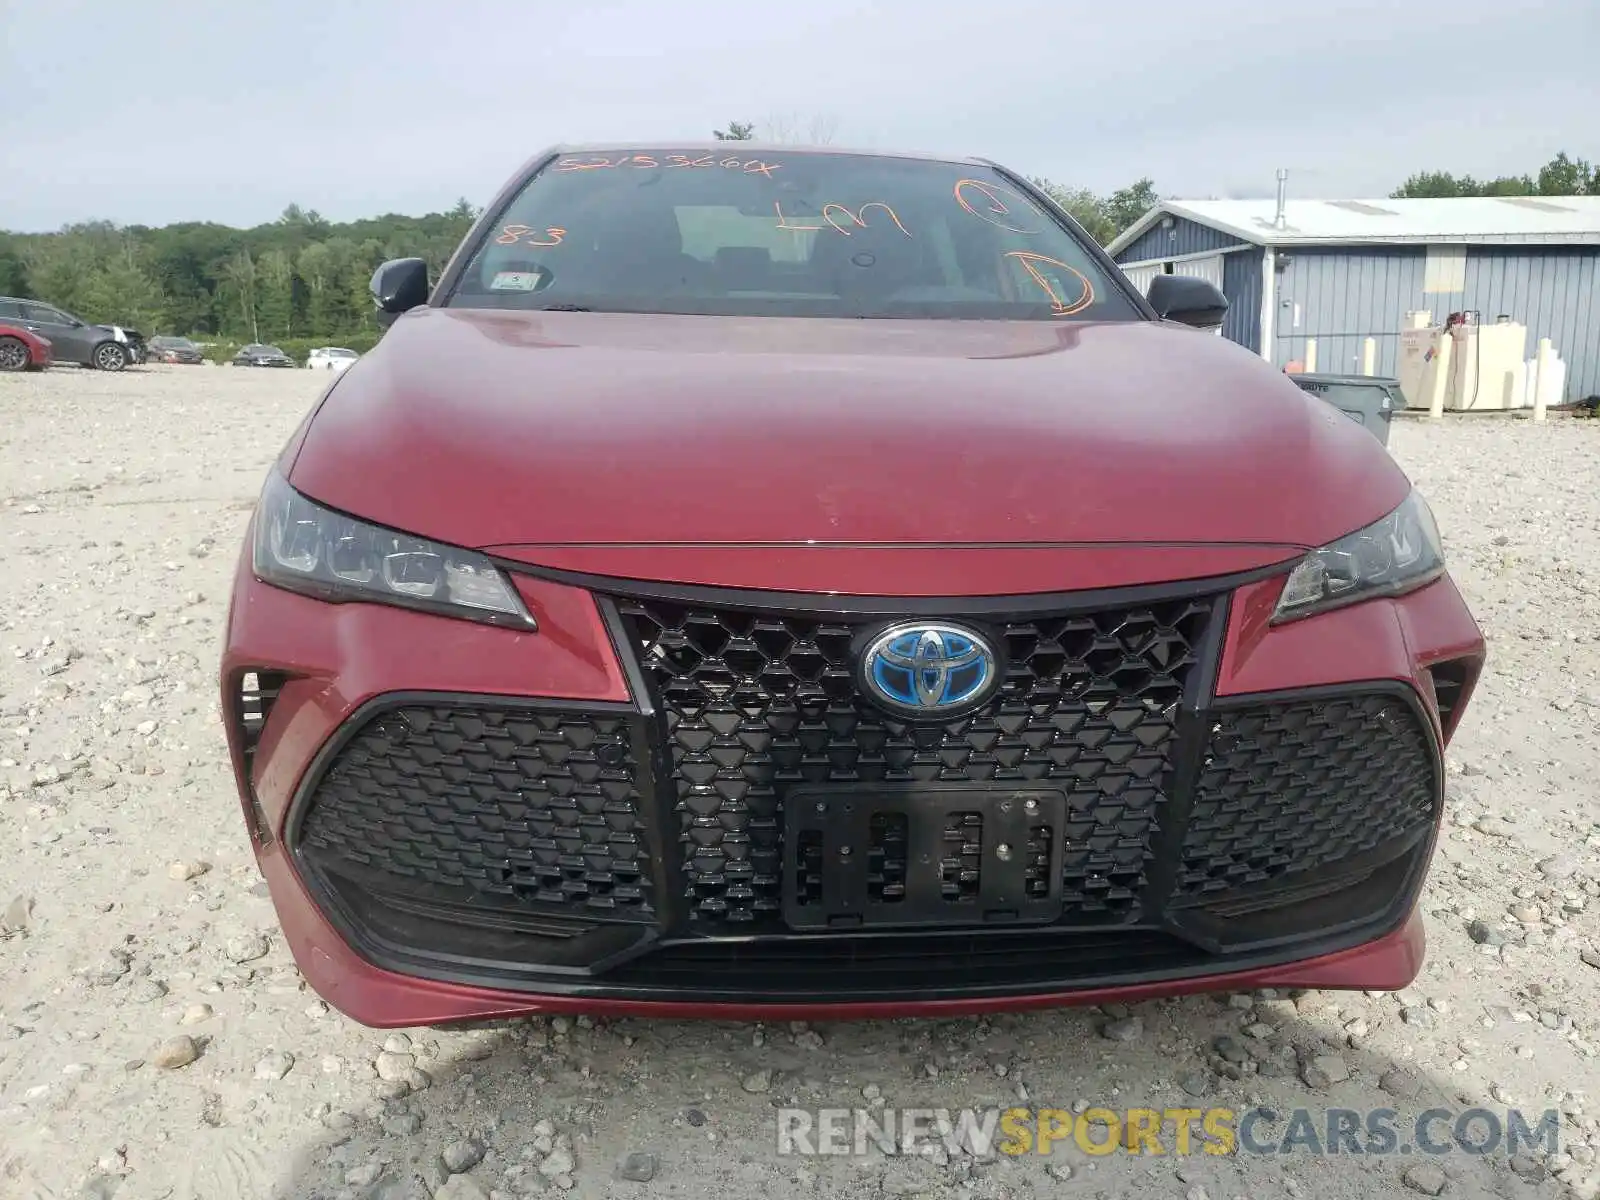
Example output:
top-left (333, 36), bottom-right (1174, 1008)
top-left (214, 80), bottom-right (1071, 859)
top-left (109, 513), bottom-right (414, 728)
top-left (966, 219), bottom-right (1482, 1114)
top-left (774, 201), bottom-right (823, 232)
top-left (496, 225), bottom-right (567, 247)
top-left (820, 202), bottom-right (912, 237)
top-left (548, 154), bottom-right (781, 175)
top-left (955, 179), bottom-right (1044, 234)
top-left (1004, 251), bottom-right (1095, 315)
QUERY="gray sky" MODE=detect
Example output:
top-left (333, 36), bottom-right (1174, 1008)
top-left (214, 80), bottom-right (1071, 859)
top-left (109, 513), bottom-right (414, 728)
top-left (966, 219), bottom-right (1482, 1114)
top-left (1, 0), bottom-right (1595, 232)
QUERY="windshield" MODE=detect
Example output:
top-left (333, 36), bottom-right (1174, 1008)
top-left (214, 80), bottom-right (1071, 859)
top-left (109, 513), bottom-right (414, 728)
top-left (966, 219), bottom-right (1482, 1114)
top-left (446, 150), bottom-right (1138, 321)
top-left (153, 337), bottom-right (195, 349)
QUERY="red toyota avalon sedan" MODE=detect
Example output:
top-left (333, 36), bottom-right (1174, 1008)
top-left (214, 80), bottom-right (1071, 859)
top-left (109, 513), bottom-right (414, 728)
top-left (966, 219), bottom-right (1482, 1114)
top-left (221, 144), bottom-right (1485, 1028)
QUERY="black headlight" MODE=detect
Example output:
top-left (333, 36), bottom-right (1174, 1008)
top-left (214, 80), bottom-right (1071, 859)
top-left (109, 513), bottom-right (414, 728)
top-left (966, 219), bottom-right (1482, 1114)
top-left (251, 472), bottom-right (537, 629)
top-left (1272, 490), bottom-right (1446, 623)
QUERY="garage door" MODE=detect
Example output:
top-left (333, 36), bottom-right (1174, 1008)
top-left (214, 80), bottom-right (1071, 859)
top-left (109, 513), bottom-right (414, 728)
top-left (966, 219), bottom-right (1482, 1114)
top-left (1170, 253), bottom-right (1224, 289)
top-left (1119, 262), bottom-right (1160, 293)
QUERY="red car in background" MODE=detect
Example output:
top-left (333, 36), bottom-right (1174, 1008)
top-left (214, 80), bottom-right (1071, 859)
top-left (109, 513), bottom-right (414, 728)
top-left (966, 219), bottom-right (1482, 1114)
top-left (222, 144), bottom-right (1485, 1027)
top-left (0, 324), bottom-right (52, 371)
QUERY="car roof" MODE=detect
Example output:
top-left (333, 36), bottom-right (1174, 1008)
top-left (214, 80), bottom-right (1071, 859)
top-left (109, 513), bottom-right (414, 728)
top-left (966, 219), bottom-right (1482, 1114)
top-left (545, 141), bottom-right (992, 168)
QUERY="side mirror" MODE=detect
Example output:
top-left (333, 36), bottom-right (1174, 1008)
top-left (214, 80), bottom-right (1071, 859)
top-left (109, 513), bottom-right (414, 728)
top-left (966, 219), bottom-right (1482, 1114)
top-left (370, 257), bottom-right (430, 321)
top-left (1146, 274), bottom-right (1229, 330)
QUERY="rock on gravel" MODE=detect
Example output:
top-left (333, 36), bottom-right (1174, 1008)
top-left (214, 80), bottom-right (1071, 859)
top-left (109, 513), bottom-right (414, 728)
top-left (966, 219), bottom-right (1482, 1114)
top-left (151, 1036), bottom-right (201, 1070)
top-left (617, 1151), bottom-right (658, 1182)
top-left (0, 894), bottom-right (30, 935)
top-left (345, 1162), bottom-right (385, 1187)
top-left (1538, 853), bottom-right (1581, 880)
top-left (1402, 1163), bottom-right (1448, 1195)
top-left (254, 1050), bottom-right (294, 1080)
top-left (434, 1177), bottom-right (491, 1200)
top-left (224, 932), bottom-right (269, 962)
top-left (1301, 1054), bottom-right (1351, 1089)
top-left (374, 1051), bottom-right (415, 1081)
top-left (1466, 919), bottom-right (1505, 946)
top-left (442, 1139), bottom-right (485, 1174)
top-left (1380, 1067), bottom-right (1425, 1100)
top-left (382, 1112), bottom-right (422, 1136)
top-left (127, 978), bottom-right (167, 1002)
top-left (1212, 1035), bottom-right (1250, 1063)
top-left (539, 1136), bottom-right (576, 1177)
top-left (1099, 1015), bottom-right (1144, 1041)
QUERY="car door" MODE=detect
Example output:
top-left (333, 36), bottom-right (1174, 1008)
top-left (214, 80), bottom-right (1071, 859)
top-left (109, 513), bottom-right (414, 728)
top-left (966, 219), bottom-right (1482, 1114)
top-left (21, 303), bottom-right (92, 363)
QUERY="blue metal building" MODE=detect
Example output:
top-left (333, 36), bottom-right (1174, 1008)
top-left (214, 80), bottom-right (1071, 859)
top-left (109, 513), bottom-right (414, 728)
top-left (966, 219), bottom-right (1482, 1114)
top-left (1106, 195), bottom-right (1600, 400)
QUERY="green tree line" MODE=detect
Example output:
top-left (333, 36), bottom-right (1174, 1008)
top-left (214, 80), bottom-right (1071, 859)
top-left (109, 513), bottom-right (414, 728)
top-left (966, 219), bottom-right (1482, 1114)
top-left (1390, 151), bottom-right (1598, 199)
top-left (0, 142), bottom-right (1590, 342)
top-left (0, 200), bottom-right (479, 341)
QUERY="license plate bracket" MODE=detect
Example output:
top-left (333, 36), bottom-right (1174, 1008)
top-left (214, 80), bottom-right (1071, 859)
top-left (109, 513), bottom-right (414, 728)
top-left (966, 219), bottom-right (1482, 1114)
top-left (781, 785), bottom-right (1067, 930)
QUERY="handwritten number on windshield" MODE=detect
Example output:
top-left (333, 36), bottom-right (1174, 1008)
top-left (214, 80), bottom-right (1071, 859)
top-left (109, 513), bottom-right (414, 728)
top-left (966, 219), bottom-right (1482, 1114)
top-left (822, 203), bottom-right (911, 237)
top-left (955, 179), bottom-right (1044, 234)
top-left (1005, 251), bottom-right (1094, 315)
top-left (553, 154), bottom-right (781, 177)
top-left (496, 225), bottom-right (567, 247)
top-left (775, 201), bottom-right (911, 237)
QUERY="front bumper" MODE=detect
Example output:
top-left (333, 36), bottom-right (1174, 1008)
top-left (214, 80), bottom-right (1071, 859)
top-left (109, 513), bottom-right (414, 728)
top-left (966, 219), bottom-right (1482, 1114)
top-left (221, 546), bottom-right (1484, 1025)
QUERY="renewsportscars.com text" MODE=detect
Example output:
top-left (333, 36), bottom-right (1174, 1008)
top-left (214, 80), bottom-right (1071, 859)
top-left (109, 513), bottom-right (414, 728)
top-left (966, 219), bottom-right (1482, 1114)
top-left (776, 1106), bottom-right (1561, 1159)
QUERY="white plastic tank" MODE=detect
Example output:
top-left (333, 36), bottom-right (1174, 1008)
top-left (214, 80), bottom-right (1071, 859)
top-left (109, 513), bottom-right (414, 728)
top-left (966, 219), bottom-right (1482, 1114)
top-left (1442, 315), bottom-right (1528, 412)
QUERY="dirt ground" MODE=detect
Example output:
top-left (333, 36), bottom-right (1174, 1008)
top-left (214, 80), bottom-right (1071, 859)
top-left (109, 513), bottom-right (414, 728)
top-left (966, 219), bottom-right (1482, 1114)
top-left (1, 364), bottom-right (1597, 1200)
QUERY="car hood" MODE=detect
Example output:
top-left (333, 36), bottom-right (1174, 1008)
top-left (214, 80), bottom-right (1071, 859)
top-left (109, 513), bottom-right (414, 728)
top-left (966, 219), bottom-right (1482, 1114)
top-left (288, 307), bottom-right (1411, 553)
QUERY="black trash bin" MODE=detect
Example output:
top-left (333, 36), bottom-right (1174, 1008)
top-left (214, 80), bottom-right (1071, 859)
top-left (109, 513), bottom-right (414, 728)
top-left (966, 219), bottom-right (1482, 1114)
top-left (1289, 373), bottom-right (1408, 447)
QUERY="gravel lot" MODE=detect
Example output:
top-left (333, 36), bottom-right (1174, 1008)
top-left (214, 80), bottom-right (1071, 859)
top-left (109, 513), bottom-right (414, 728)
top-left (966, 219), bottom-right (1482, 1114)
top-left (2, 364), bottom-right (1598, 1200)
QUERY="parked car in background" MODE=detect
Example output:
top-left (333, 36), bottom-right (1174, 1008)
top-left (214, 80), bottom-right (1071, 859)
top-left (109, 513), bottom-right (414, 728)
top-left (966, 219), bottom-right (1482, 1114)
top-left (232, 343), bottom-right (297, 368)
top-left (306, 346), bottom-right (360, 372)
top-left (0, 323), bottom-right (52, 371)
top-left (0, 296), bottom-right (141, 371)
top-left (147, 335), bottom-right (205, 364)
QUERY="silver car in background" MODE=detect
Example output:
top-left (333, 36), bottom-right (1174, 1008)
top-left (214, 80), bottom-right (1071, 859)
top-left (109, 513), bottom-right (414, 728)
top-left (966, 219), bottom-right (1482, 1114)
top-left (306, 346), bottom-right (360, 372)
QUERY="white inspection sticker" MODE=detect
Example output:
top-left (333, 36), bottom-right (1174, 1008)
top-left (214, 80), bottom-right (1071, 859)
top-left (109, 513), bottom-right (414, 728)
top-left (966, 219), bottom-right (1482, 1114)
top-left (491, 270), bottom-right (544, 291)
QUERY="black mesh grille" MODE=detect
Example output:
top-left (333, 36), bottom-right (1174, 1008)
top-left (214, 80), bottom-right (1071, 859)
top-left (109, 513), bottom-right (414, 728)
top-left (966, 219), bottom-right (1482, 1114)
top-left (1174, 694), bottom-right (1437, 900)
top-left (614, 595), bottom-right (1216, 926)
top-left (297, 704), bottom-right (655, 919)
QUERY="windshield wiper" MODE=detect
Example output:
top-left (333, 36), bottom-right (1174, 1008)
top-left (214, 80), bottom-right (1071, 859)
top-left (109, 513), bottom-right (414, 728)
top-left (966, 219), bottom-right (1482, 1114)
top-left (537, 304), bottom-right (593, 312)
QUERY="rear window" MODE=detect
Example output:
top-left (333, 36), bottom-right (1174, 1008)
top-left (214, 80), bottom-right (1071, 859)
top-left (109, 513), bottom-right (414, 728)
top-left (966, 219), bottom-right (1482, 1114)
top-left (446, 150), bottom-right (1138, 322)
